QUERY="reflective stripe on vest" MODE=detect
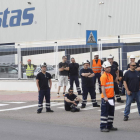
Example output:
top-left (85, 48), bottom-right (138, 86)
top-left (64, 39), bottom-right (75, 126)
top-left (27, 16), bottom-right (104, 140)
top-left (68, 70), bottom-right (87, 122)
top-left (92, 59), bottom-right (102, 73)
top-left (26, 64), bottom-right (34, 76)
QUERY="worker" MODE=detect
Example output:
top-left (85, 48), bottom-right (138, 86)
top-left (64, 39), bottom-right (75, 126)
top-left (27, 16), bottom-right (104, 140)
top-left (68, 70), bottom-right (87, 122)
top-left (92, 52), bottom-right (103, 94)
top-left (36, 62), bottom-right (54, 114)
top-left (69, 57), bottom-right (82, 95)
top-left (107, 55), bottom-right (124, 103)
top-left (80, 60), bottom-right (100, 108)
top-left (64, 87), bottom-right (81, 112)
top-left (57, 56), bottom-right (69, 97)
top-left (100, 61), bottom-right (118, 132)
top-left (123, 62), bottom-right (140, 121)
top-left (22, 59), bottom-right (36, 78)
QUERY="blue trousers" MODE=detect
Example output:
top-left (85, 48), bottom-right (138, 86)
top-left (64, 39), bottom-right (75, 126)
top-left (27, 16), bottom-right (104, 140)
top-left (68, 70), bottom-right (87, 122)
top-left (124, 91), bottom-right (140, 117)
top-left (93, 73), bottom-right (101, 94)
top-left (38, 89), bottom-right (51, 111)
top-left (100, 97), bottom-right (115, 129)
top-left (70, 75), bottom-right (81, 94)
top-left (82, 86), bottom-right (97, 106)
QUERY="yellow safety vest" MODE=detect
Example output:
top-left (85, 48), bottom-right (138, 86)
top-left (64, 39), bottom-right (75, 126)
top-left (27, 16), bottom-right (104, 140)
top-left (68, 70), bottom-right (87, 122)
top-left (26, 64), bottom-right (34, 76)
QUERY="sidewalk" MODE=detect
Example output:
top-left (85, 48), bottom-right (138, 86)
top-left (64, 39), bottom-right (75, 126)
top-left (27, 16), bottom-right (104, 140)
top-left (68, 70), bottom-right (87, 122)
top-left (0, 90), bottom-right (126, 102)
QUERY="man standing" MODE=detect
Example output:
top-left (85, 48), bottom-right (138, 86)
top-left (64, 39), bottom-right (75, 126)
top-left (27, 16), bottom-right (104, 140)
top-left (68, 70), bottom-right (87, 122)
top-left (123, 62), bottom-right (140, 121)
top-left (127, 55), bottom-right (138, 70)
top-left (80, 60), bottom-right (100, 108)
top-left (64, 87), bottom-right (81, 112)
top-left (107, 55), bottom-right (124, 103)
top-left (36, 62), bottom-right (54, 114)
top-left (92, 53), bottom-right (103, 94)
top-left (100, 61), bottom-right (117, 132)
top-left (22, 59), bottom-right (36, 78)
top-left (69, 58), bottom-right (81, 95)
top-left (57, 56), bottom-right (69, 97)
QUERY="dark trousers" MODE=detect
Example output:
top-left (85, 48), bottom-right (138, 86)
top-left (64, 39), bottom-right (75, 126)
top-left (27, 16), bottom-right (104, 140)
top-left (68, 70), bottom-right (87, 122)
top-left (70, 75), bottom-right (81, 94)
top-left (82, 86), bottom-right (97, 106)
top-left (100, 97), bottom-right (115, 129)
top-left (114, 82), bottom-right (121, 101)
top-left (119, 81), bottom-right (125, 95)
top-left (38, 89), bottom-right (51, 111)
top-left (65, 101), bottom-right (79, 111)
top-left (93, 73), bottom-right (101, 94)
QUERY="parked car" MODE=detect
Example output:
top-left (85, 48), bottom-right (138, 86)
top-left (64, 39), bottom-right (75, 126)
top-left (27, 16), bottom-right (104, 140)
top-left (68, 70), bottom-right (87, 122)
top-left (23, 65), bottom-right (56, 79)
top-left (0, 65), bottom-right (18, 78)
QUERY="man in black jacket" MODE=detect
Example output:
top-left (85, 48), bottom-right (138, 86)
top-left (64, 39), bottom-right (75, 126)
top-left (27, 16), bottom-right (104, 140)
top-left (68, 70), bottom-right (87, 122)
top-left (69, 58), bottom-right (82, 95)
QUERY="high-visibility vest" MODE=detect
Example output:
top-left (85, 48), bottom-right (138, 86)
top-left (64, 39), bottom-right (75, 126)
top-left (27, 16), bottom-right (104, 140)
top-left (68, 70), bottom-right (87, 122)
top-left (26, 64), bottom-right (34, 76)
top-left (100, 72), bottom-right (114, 98)
top-left (92, 59), bottom-right (102, 73)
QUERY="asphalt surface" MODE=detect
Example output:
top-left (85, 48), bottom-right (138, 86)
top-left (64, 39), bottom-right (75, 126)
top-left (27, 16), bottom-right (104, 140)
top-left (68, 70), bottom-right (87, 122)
top-left (0, 101), bottom-right (140, 140)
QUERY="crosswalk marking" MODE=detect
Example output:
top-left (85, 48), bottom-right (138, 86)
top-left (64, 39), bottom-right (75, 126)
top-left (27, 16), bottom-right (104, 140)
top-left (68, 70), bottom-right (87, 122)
top-left (115, 103), bottom-right (136, 110)
top-left (3, 102), bottom-right (26, 104)
top-left (0, 104), bottom-right (9, 107)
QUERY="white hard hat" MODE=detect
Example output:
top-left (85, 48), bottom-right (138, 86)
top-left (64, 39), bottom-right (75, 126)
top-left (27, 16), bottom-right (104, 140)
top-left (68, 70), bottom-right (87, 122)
top-left (107, 54), bottom-right (114, 59)
top-left (83, 60), bottom-right (90, 64)
top-left (123, 70), bottom-right (128, 76)
top-left (102, 61), bottom-right (111, 68)
top-left (40, 62), bottom-right (47, 67)
top-left (94, 52), bottom-right (99, 56)
top-left (130, 55), bottom-right (135, 59)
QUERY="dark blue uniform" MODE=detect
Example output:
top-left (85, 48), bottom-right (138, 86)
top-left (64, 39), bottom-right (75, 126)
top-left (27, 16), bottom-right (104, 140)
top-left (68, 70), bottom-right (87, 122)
top-left (69, 63), bottom-right (81, 94)
top-left (36, 72), bottom-right (52, 112)
top-left (110, 64), bottom-right (122, 101)
top-left (64, 93), bottom-right (79, 111)
top-left (80, 68), bottom-right (98, 107)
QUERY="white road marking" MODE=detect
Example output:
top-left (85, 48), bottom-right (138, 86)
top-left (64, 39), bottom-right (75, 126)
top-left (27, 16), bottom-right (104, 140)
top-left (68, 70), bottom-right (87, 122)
top-left (82, 106), bottom-right (99, 111)
top-left (115, 103), bottom-right (136, 110)
top-left (0, 102), bottom-right (64, 112)
top-left (0, 104), bottom-right (9, 107)
top-left (3, 102), bottom-right (26, 104)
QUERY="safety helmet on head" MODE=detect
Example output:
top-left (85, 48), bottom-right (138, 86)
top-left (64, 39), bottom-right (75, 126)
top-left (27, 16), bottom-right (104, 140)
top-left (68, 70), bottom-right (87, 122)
top-left (27, 59), bottom-right (31, 62)
top-left (94, 52), bottom-right (99, 56)
top-left (123, 70), bottom-right (128, 76)
top-left (130, 55), bottom-right (135, 59)
top-left (83, 60), bottom-right (90, 64)
top-left (102, 61), bottom-right (111, 68)
top-left (107, 54), bottom-right (114, 59)
top-left (40, 62), bottom-right (47, 68)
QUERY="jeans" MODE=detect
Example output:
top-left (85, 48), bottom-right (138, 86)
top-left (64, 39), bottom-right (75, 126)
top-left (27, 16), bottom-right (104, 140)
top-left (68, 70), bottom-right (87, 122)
top-left (124, 90), bottom-right (140, 117)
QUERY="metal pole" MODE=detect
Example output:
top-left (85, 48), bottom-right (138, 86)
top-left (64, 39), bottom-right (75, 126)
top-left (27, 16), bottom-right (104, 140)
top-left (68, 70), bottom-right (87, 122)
top-left (101, 40), bottom-right (102, 59)
top-left (90, 45), bottom-right (92, 69)
top-left (55, 42), bottom-right (58, 80)
top-left (17, 44), bottom-right (21, 79)
top-left (118, 35), bottom-right (120, 69)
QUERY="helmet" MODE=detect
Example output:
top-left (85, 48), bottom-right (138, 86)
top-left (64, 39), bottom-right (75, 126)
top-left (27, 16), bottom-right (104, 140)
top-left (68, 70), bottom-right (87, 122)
top-left (83, 60), bottom-right (90, 64)
top-left (27, 59), bottom-right (31, 62)
top-left (130, 55), bottom-right (135, 59)
top-left (107, 54), bottom-right (114, 59)
top-left (40, 62), bottom-right (47, 67)
top-left (94, 52), bottom-right (99, 56)
top-left (102, 61), bottom-right (111, 68)
top-left (123, 70), bottom-right (128, 76)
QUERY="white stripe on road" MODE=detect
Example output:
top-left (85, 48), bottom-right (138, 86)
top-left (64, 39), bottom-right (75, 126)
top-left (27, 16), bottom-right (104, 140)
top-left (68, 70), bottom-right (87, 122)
top-left (115, 103), bottom-right (136, 110)
top-left (82, 106), bottom-right (99, 111)
top-left (0, 104), bottom-right (9, 107)
top-left (3, 102), bottom-right (26, 104)
top-left (0, 102), bottom-right (64, 112)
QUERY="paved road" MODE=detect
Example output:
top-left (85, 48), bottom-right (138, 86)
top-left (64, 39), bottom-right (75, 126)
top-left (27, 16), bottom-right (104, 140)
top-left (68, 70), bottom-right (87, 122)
top-left (0, 101), bottom-right (140, 140)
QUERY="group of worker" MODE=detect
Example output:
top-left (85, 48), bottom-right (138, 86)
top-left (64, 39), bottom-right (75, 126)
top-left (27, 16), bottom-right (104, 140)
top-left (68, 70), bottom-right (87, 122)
top-left (35, 53), bottom-right (140, 132)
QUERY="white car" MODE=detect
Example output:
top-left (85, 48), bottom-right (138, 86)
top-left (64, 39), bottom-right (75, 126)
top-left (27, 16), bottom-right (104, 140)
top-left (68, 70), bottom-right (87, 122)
top-left (23, 65), bottom-right (56, 79)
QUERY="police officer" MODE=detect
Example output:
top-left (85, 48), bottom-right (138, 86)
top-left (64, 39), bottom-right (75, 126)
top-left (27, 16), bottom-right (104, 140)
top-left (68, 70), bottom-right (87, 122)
top-left (21, 59), bottom-right (36, 78)
top-left (92, 53), bottom-right (103, 94)
top-left (80, 60), bottom-right (100, 108)
top-left (36, 62), bottom-right (54, 114)
top-left (124, 62), bottom-right (140, 121)
top-left (69, 58), bottom-right (82, 95)
top-left (107, 55), bottom-right (124, 103)
top-left (100, 61), bottom-right (118, 132)
top-left (64, 87), bottom-right (81, 112)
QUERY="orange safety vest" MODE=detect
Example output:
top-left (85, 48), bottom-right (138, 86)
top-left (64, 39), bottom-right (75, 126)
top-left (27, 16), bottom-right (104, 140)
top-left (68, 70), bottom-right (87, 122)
top-left (92, 59), bottom-right (102, 73)
top-left (100, 72), bottom-right (114, 98)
